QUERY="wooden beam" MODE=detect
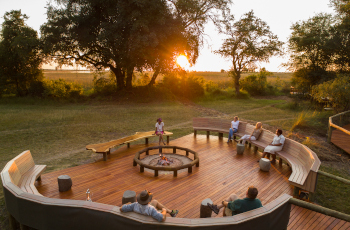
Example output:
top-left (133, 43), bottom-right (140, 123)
top-left (145, 138), bottom-right (148, 145)
top-left (206, 131), bottom-right (210, 138)
top-left (8, 212), bottom-right (17, 230)
top-left (318, 170), bottom-right (350, 185)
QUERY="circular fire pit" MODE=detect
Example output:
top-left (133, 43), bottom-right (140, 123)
top-left (133, 146), bottom-right (199, 177)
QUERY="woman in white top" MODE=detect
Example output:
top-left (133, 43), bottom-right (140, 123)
top-left (227, 116), bottom-right (239, 143)
top-left (154, 118), bottom-right (166, 145)
top-left (260, 129), bottom-right (285, 163)
top-left (234, 122), bottom-right (262, 144)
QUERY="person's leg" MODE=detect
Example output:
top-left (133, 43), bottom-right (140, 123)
top-left (237, 135), bottom-right (248, 144)
top-left (160, 133), bottom-right (165, 145)
top-left (271, 153), bottom-right (276, 162)
top-left (150, 199), bottom-right (171, 213)
top-left (228, 128), bottom-right (233, 142)
top-left (261, 152), bottom-right (267, 158)
top-left (217, 194), bottom-right (238, 210)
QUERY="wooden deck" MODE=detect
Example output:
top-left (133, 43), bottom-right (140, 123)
top-left (332, 124), bottom-right (350, 154)
top-left (36, 134), bottom-right (349, 229)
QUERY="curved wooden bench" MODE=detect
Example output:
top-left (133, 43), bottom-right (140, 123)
top-left (6, 150), bottom-right (46, 196)
top-left (1, 150), bottom-right (292, 230)
top-left (192, 117), bottom-right (321, 194)
top-left (86, 131), bottom-right (173, 161)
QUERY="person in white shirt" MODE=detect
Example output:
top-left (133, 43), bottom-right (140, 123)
top-left (227, 116), bottom-right (240, 143)
top-left (154, 118), bottom-right (166, 145)
top-left (259, 129), bottom-right (285, 163)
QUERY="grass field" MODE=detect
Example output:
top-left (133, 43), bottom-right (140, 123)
top-left (1, 94), bottom-right (349, 229)
top-left (43, 70), bottom-right (293, 88)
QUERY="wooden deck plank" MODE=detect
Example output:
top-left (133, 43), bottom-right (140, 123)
top-left (36, 134), bottom-right (349, 228)
top-left (331, 124), bottom-right (350, 154)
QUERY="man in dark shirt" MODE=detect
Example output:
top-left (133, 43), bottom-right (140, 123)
top-left (208, 186), bottom-right (262, 216)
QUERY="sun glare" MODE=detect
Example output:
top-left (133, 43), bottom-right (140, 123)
top-left (176, 55), bottom-right (190, 69)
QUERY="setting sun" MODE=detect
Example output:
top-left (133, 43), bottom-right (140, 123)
top-left (176, 55), bottom-right (190, 69)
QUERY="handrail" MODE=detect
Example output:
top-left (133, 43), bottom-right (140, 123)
top-left (327, 110), bottom-right (350, 142)
top-left (289, 198), bottom-right (350, 222)
top-left (318, 170), bottom-right (350, 185)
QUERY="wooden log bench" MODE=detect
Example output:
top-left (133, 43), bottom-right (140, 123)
top-left (6, 150), bottom-right (46, 196)
top-left (192, 117), bottom-right (321, 195)
top-left (86, 131), bottom-right (173, 161)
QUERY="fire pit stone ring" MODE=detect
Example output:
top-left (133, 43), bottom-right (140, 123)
top-left (133, 146), bottom-right (199, 177)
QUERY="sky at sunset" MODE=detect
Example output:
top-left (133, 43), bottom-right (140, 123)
top-left (0, 0), bottom-right (335, 72)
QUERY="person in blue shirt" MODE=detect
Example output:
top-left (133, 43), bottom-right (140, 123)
top-left (120, 190), bottom-right (179, 222)
top-left (208, 186), bottom-right (263, 216)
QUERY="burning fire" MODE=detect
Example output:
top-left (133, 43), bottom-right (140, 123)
top-left (157, 154), bottom-right (173, 166)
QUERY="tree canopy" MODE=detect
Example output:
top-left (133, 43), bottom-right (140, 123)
top-left (0, 10), bottom-right (43, 96)
top-left (215, 11), bottom-right (283, 95)
top-left (41, 0), bottom-right (193, 90)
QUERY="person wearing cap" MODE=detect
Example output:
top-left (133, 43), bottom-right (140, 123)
top-left (120, 190), bottom-right (179, 222)
top-left (154, 118), bottom-right (166, 145)
top-left (207, 186), bottom-right (262, 216)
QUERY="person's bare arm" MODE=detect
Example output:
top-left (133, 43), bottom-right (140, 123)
top-left (161, 208), bottom-right (167, 222)
top-left (154, 127), bottom-right (157, 135)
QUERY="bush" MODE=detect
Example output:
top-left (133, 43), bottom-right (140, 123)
top-left (162, 73), bottom-right (205, 99)
top-left (239, 70), bottom-right (275, 96)
top-left (28, 80), bottom-right (45, 97)
top-left (311, 74), bottom-right (350, 112)
top-left (92, 72), bottom-right (117, 96)
top-left (43, 79), bottom-right (83, 99)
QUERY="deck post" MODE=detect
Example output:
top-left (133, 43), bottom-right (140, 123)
top-left (173, 147), bottom-right (176, 153)
top-left (155, 170), bottom-right (158, 177)
top-left (219, 133), bottom-right (223, 139)
top-left (293, 186), bottom-right (300, 197)
top-left (194, 130), bottom-right (197, 137)
top-left (196, 162), bottom-right (199, 167)
top-left (233, 135), bottom-right (236, 140)
top-left (140, 166), bottom-right (144, 172)
top-left (254, 146), bottom-right (258, 154)
top-left (249, 143), bottom-right (251, 148)
top-left (174, 170), bottom-right (177, 177)
top-left (103, 152), bottom-right (107, 161)
top-left (188, 167), bottom-right (192, 173)
top-left (206, 131), bottom-right (210, 138)
top-left (167, 136), bottom-right (170, 144)
top-left (8, 213), bottom-right (17, 230)
top-left (145, 138), bottom-right (148, 145)
top-left (186, 151), bottom-right (189, 156)
top-left (279, 158), bottom-right (283, 166)
top-left (327, 119), bottom-right (334, 143)
top-left (133, 160), bottom-right (137, 166)
top-left (146, 150), bottom-right (149, 155)
top-left (127, 143), bottom-right (130, 148)
top-left (159, 148), bottom-right (162, 153)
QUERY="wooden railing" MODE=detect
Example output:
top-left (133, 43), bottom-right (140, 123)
top-left (327, 110), bottom-right (350, 143)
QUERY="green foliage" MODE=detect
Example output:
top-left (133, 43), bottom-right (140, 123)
top-left (162, 73), bottom-right (205, 99)
top-left (215, 10), bottom-right (283, 95)
top-left (239, 70), bottom-right (273, 96)
top-left (0, 10), bottom-right (43, 96)
top-left (92, 73), bottom-right (117, 96)
top-left (291, 67), bottom-right (336, 93)
top-left (311, 74), bottom-right (350, 112)
top-left (43, 79), bottom-right (83, 99)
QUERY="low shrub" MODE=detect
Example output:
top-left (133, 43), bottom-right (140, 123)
top-left (92, 73), bottom-right (117, 96)
top-left (239, 70), bottom-right (277, 96)
top-left (43, 79), bottom-right (83, 99)
top-left (162, 73), bottom-right (205, 99)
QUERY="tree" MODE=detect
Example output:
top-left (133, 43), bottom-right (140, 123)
top-left (146, 0), bottom-right (232, 86)
top-left (215, 11), bottom-right (283, 95)
top-left (41, 0), bottom-right (192, 90)
top-left (288, 13), bottom-right (338, 71)
top-left (0, 10), bottom-right (43, 96)
top-left (311, 74), bottom-right (350, 112)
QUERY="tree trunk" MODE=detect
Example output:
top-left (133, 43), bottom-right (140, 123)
top-left (235, 71), bottom-right (241, 96)
top-left (126, 66), bottom-right (134, 89)
top-left (112, 68), bottom-right (125, 90)
top-left (148, 67), bottom-right (160, 86)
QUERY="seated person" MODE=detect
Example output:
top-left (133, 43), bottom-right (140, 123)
top-left (208, 186), bottom-right (262, 216)
top-left (234, 122), bottom-right (262, 144)
top-left (120, 190), bottom-right (178, 222)
top-left (227, 116), bottom-right (240, 142)
top-left (259, 129), bottom-right (285, 163)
